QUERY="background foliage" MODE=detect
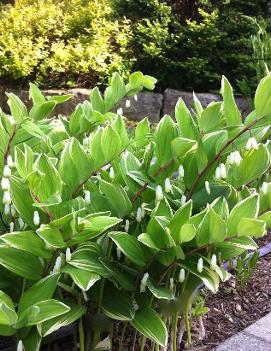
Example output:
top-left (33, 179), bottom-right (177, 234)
top-left (0, 0), bottom-right (269, 91)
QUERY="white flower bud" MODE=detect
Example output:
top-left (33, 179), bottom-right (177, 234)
top-left (165, 178), bottom-right (172, 193)
top-left (10, 204), bottom-right (16, 217)
top-left (246, 137), bottom-right (258, 150)
top-left (150, 157), bottom-right (157, 166)
top-left (125, 99), bottom-right (131, 108)
top-left (261, 182), bottom-right (268, 195)
top-left (155, 185), bottom-right (163, 202)
top-left (228, 152), bottom-right (235, 165)
top-left (215, 166), bottom-right (221, 180)
top-left (140, 273), bottom-right (149, 293)
top-left (7, 155), bottom-right (13, 168)
top-left (170, 277), bottom-right (174, 292)
top-left (178, 165), bottom-right (184, 178)
top-left (134, 94), bottom-right (138, 102)
top-left (53, 256), bottom-right (62, 273)
top-left (4, 204), bottom-right (10, 215)
top-left (210, 254), bottom-right (217, 270)
top-left (219, 163), bottom-right (227, 179)
top-left (181, 194), bottom-right (186, 206)
top-left (65, 248), bottom-right (72, 262)
top-left (109, 167), bottom-right (115, 179)
top-left (136, 207), bottom-right (142, 222)
top-left (82, 290), bottom-right (88, 302)
top-left (3, 165), bottom-right (11, 178)
top-left (3, 191), bottom-right (11, 205)
top-left (9, 221), bottom-right (14, 233)
top-left (1, 177), bottom-right (10, 190)
top-left (9, 116), bottom-right (15, 126)
top-left (117, 247), bottom-right (121, 260)
top-left (205, 180), bottom-right (211, 195)
top-left (117, 108), bottom-right (123, 116)
top-left (33, 210), bottom-right (40, 226)
top-left (17, 340), bottom-right (24, 351)
top-left (197, 257), bottom-right (203, 273)
top-left (141, 203), bottom-right (146, 218)
top-left (233, 151), bottom-right (242, 166)
top-left (179, 268), bottom-right (185, 283)
top-left (18, 217), bottom-right (24, 230)
top-left (125, 219), bottom-right (130, 232)
top-left (84, 190), bottom-right (91, 204)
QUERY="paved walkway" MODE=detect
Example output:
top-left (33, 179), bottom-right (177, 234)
top-left (215, 312), bottom-right (271, 350)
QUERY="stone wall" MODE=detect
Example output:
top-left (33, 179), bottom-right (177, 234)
top-left (0, 87), bottom-right (250, 122)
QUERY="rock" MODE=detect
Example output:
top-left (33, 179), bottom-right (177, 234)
top-left (115, 92), bottom-right (163, 122)
top-left (162, 88), bottom-right (251, 118)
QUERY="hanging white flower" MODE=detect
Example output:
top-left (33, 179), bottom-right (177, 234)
top-left (219, 163), bottom-right (227, 179)
top-left (155, 185), bottom-right (163, 202)
top-left (165, 178), bottom-right (172, 193)
top-left (116, 247), bottom-right (121, 260)
top-left (33, 210), bottom-right (40, 226)
top-left (109, 167), bottom-right (115, 179)
top-left (140, 273), bottom-right (149, 293)
top-left (83, 137), bottom-right (89, 146)
top-left (197, 257), bottom-right (203, 273)
top-left (170, 277), bottom-right (174, 292)
top-left (3, 165), bottom-right (11, 178)
top-left (53, 256), bottom-right (62, 273)
top-left (4, 204), bottom-right (10, 215)
top-left (8, 116), bottom-right (15, 126)
top-left (65, 248), bottom-right (72, 262)
top-left (136, 207), bottom-right (142, 222)
top-left (125, 99), bottom-right (131, 108)
top-left (179, 268), bottom-right (185, 283)
top-left (84, 190), bottom-right (91, 204)
top-left (125, 219), bottom-right (130, 232)
top-left (141, 203), bottom-right (146, 218)
top-left (181, 194), bottom-right (186, 206)
top-left (1, 177), bottom-right (10, 191)
top-left (215, 166), bottom-right (221, 180)
top-left (7, 155), bottom-right (13, 168)
top-left (178, 165), bottom-right (184, 178)
top-left (117, 108), bottom-right (123, 116)
top-left (10, 221), bottom-right (14, 233)
top-left (134, 94), bottom-right (138, 102)
top-left (150, 157), bottom-right (157, 166)
top-left (210, 254), bottom-right (217, 270)
top-left (3, 191), bottom-right (11, 205)
top-left (261, 182), bottom-right (268, 195)
top-left (10, 204), bottom-right (16, 217)
top-left (246, 137), bottom-right (258, 150)
top-left (17, 340), bottom-right (24, 351)
top-left (205, 180), bottom-right (211, 195)
top-left (233, 151), bottom-right (242, 166)
top-left (18, 217), bottom-right (24, 230)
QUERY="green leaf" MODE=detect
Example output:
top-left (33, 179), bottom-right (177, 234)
top-left (146, 279), bottom-right (174, 300)
top-left (18, 274), bottom-right (59, 314)
top-left (99, 180), bottom-right (132, 217)
top-left (0, 246), bottom-right (42, 280)
top-left (1, 231), bottom-right (51, 259)
top-left (15, 144), bottom-right (34, 178)
top-left (255, 73), bottom-right (271, 118)
top-left (21, 120), bottom-right (47, 141)
top-left (6, 93), bottom-right (28, 123)
top-left (221, 76), bottom-right (242, 127)
top-left (17, 299), bottom-right (70, 327)
top-left (91, 87), bottom-right (105, 113)
top-left (169, 200), bottom-right (192, 241)
top-left (199, 102), bottom-right (223, 133)
top-left (175, 98), bottom-right (196, 139)
top-left (0, 291), bottom-right (17, 325)
top-left (63, 265), bottom-right (100, 291)
top-left (29, 83), bottom-right (46, 105)
top-left (102, 287), bottom-right (135, 321)
top-left (227, 195), bottom-right (259, 237)
top-left (154, 115), bottom-right (178, 164)
top-left (101, 125), bottom-right (121, 161)
top-left (39, 304), bottom-right (86, 337)
top-left (36, 225), bottom-right (66, 248)
top-left (171, 137), bottom-right (197, 159)
top-left (179, 224), bottom-right (197, 243)
top-left (216, 237), bottom-right (258, 260)
top-left (108, 232), bottom-right (146, 267)
top-left (131, 307), bottom-right (168, 347)
top-left (237, 218), bottom-right (266, 238)
top-left (29, 101), bottom-right (56, 121)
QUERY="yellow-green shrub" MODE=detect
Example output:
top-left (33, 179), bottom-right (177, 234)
top-left (0, 0), bottom-right (132, 86)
